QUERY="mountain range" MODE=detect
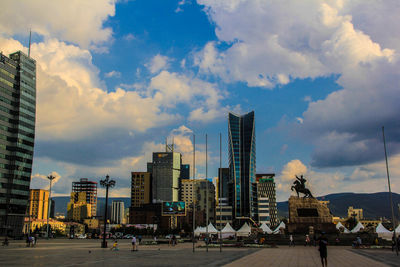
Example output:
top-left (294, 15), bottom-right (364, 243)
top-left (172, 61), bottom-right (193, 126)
top-left (52, 192), bottom-right (400, 220)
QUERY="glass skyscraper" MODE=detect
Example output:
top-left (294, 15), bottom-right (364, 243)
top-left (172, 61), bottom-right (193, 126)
top-left (0, 51), bottom-right (36, 237)
top-left (228, 111), bottom-right (256, 220)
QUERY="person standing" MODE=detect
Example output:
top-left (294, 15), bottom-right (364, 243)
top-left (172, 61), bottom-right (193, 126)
top-left (289, 234), bottom-right (295, 247)
top-left (131, 236), bottom-right (137, 251)
top-left (318, 232), bottom-right (328, 267)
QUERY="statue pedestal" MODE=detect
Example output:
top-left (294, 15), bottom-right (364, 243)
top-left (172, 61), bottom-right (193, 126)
top-left (288, 196), bottom-right (336, 234)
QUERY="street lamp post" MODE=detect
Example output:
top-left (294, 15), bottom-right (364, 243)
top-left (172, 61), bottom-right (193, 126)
top-left (100, 175), bottom-right (115, 248)
top-left (46, 174), bottom-right (56, 239)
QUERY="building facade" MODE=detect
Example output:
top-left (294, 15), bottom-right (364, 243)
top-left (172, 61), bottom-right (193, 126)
top-left (348, 206), bottom-right (363, 221)
top-left (67, 192), bottom-right (92, 221)
top-left (257, 196), bottom-right (270, 225)
top-left (72, 178), bottom-right (97, 217)
top-left (256, 174), bottom-right (278, 227)
top-left (180, 164), bottom-right (190, 180)
top-left (111, 200), bottom-right (124, 224)
top-left (0, 51), bottom-right (36, 237)
top-left (131, 172), bottom-right (151, 208)
top-left (228, 111), bottom-right (256, 220)
top-left (150, 152), bottom-right (181, 203)
top-left (29, 189), bottom-right (49, 220)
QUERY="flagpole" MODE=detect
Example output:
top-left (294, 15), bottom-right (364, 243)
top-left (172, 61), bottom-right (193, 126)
top-left (382, 126), bottom-right (398, 256)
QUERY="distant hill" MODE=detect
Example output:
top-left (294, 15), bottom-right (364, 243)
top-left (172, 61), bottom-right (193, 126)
top-left (52, 196), bottom-right (130, 216)
top-left (277, 192), bottom-right (400, 219)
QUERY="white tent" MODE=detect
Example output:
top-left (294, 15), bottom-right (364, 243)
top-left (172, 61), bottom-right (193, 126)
top-left (237, 222), bottom-right (251, 237)
top-left (395, 224), bottom-right (400, 233)
top-left (376, 223), bottom-right (393, 241)
top-left (336, 222), bottom-right (350, 233)
top-left (194, 226), bottom-right (206, 236)
top-left (221, 223), bottom-right (236, 239)
top-left (351, 222), bottom-right (365, 233)
top-left (260, 223), bottom-right (273, 234)
top-left (273, 221), bottom-right (286, 234)
top-left (376, 223), bottom-right (391, 233)
top-left (206, 222), bottom-right (218, 234)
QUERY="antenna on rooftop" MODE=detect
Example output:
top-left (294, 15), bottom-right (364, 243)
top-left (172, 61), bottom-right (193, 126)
top-left (28, 29), bottom-right (32, 57)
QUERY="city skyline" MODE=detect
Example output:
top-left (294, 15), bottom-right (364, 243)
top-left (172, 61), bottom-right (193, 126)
top-left (1, 1), bottom-right (400, 202)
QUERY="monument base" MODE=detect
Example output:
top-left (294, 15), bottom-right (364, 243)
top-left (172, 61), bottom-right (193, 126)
top-left (288, 196), bottom-right (336, 234)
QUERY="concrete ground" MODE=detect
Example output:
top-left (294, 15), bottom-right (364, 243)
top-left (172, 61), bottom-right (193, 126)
top-left (0, 239), bottom-right (398, 267)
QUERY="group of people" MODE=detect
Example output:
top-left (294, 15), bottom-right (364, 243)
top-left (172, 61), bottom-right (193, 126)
top-left (110, 235), bottom-right (140, 252)
top-left (289, 233), bottom-right (328, 267)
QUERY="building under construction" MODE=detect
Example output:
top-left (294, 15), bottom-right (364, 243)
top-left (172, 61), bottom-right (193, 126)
top-left (72, 178), bottom-right (98, 217)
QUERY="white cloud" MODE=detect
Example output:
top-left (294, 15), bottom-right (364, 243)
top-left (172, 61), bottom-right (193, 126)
top-left (146, 54), bottom-right (171, 74)
top-left (31, 171), bottom-right (62, 190)
top-left (123, 33), bottom-right (135, 41)
top-left (104, 70), bottom-right (121, 78)
top-left (0, 0), bottom-right (115, 48)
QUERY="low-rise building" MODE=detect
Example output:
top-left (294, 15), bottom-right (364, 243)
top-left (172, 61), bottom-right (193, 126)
top-left (67, 192), bottom-right (92, 221)
top-left (348, 206), bottom-right (363, 221)
top-left (23, 218), bottom-right (66, 235)
top-left (83, 218), bottom-right (99, 230)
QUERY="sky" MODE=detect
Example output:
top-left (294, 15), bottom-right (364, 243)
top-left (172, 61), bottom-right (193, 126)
top-left (1, 0), bottom-right (400, 201)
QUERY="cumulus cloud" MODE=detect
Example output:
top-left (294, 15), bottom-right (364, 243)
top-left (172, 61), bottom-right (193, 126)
top-left (0, 0), bottom-right (115, 48)
top-left (104, 70), bottom-right (121, 78)
top-left (146, 54), bottom-right (171, 74)
top-left (196, 0), bottom-right (400, 168)
top-left (31, 171), bottom-right (62, 190)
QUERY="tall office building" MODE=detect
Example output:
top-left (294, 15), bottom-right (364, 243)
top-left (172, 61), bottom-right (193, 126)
top-left (131, 172), bottom-right (151, 207)
top-left (150, 152), bottom-right (181, 203)
top-left (228, 111), bottom-right (256, 220)
top-left (216, 168), bottom-right (232, 226)
top-left (180, 164), bottom-right (190, 180)
top-left (256, 174), bottom-right (278, 227)
top-left (0, 51), bottom-right (36, 237)
top-left (111, 200), bottom-right (124, 224)
top-left (72, 178), bottom-right (97, 217)
top-left (29, 189), bottom-right (49, 220)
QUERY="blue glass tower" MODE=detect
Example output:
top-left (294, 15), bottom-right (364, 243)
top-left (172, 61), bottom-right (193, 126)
top-left (228, 111), bottom-right (256, 219)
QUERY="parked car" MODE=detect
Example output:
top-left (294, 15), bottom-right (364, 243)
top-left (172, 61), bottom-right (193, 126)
top-left (165, 234), bottom-right (181, 239)
top-left (123, 234), bottom-right (133, 239)
top-left (77, 234), bottom-right (87, 239)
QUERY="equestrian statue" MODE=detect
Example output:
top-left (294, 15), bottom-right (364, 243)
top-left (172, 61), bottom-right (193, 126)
top-left (291, 175), bottom-right (314, 198)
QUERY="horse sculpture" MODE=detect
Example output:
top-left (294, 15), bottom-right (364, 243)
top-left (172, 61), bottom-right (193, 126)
top-left (291, 175), bottom-right (314, 198)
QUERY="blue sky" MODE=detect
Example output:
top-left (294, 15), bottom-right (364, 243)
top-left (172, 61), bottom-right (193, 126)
top-left (1, 0), bottom-right (400, 201)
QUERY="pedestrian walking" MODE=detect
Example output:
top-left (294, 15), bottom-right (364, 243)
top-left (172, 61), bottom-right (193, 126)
top-left (110, 240), bottom-right (119, 251)
top-left (318, 232), bottom-right (328, 267)
top-left (26, 235), bottom-right (31, 247)
top-left (172, 235), bottom-right (176, 246)
top-left (31, 236), bottom-right (36, 247)
top-left (289, 234), bottom-right (295, 247)
top-left (131, 236), bottom-right (137, 251)
top-left (305, 234), bottom-right (310, 246)
top-left (138, 235), bottom-right (142, 244)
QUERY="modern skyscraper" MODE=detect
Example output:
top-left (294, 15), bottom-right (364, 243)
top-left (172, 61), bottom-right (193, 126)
top-left (111, 200), bottom-right (124, 224)
top-left (228, 111), bottom-right (256, 220)
top-left (216, 168), bottom-right (232, 226)
top-left (0, 51), bottom-right (36, 237)
top-left (131, 172), bottom-right (151, 207)
top-left (29, 189), bottom-right (49, 220)
top-left (256, 173), bottom-right (278, 226)
top-left (72, 178), bottom-right (97, 217)
top-left (180, 164), bottom-right (190, 180)
top-left (150, 152), bottom-right (181, 203)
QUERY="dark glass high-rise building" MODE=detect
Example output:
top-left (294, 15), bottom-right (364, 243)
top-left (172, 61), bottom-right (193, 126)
top-left (0, 51), bottom-right (36, 237)
top-left (228, 111), bottom-right (256, 220)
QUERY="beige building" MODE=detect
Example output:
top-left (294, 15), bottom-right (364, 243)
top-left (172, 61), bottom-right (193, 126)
top-left (29, 189), bottom-right (49, 220)
top-left (83, 218), bottom-right (99, 230)
top-left (67, 192), bottom-right (92, 221)
top-left (131, 172), bottom-right (152, 207)
top-left (23, 217), bottom-right (66, 234)
top-left (348, 206), bottom-right (363, 221)
top-left (181, 179), bottom-right (215, 223)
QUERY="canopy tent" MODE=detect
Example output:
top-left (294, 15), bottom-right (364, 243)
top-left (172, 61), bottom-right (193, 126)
top-left (350, 222), bottom-right (365, 233)
top-left (236, 222), bottom-right (251, 237)
top-left (273, 221), bottom-right (286, 234)
top-left (206, 223), bottom-right (218, 234)
top-left (376, 223), bottom-right (391, 233)
top-left (376, 223), bottom-right (393, 241)
top-left (221, 222), bottom-right (236, 238)
top-left (336, 222), bottom-right (350, 233)
top-left (395, 224), bottom-right (400, 233)
top-left (194, 226), bottom-right (206, 236)
top-left (260, 223), bottom-right (273, 234)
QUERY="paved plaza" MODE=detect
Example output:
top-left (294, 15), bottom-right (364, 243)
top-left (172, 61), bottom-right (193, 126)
top-left (0, 239), bottom-right (398, 266)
